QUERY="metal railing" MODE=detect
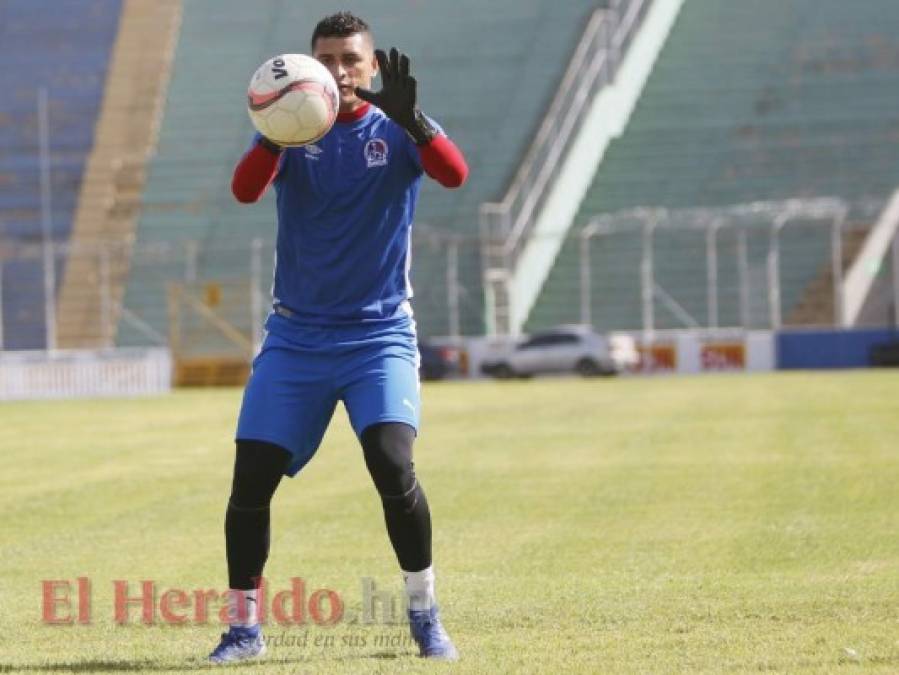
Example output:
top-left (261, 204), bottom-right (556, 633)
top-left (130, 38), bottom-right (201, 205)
top-left (561, 199), bottom-right (899, 336)
top-left (479, 0), bottom-right (649, 269)
top-left (0, 230), bottom-right (485, 352)
top-left (479, 0), bottom-right (651, 335)
top-left (4, 199), bottom-right (897, 354)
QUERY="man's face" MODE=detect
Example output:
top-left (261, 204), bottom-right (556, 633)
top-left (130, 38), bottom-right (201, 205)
top-left (313, 33), bottom-right (378, 113)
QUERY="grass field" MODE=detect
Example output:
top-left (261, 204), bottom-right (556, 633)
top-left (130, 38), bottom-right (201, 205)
top-left (1, 371), bottom-right (898, 673)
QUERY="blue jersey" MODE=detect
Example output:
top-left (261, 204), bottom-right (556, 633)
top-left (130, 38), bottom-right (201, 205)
top-left (258, 106), bottom-right (438, 327)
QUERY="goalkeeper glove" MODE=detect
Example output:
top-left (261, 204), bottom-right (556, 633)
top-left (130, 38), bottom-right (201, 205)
top-left (355, 48), bottom-right (437, 146)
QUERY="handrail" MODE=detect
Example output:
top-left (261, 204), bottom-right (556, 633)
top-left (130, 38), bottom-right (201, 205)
top-left (842, 187), bottom-right (899, 326)
top-left (480, 0), bottom-right (649, 268)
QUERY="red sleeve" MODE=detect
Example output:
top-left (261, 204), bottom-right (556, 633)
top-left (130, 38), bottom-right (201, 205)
top-left (231, 141), bottom-right (281, 204)
top-left (418, 135), bottom-right (469, 189)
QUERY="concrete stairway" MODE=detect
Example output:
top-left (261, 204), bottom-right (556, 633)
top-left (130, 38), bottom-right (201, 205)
top-left (788, 223), bottom-right (871, 326)
top-left (57, 0), bottom-right (182, 348)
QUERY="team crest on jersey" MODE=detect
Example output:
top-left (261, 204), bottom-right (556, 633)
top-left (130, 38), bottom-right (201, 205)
top-left (364, 138), bottom-right (388, 168)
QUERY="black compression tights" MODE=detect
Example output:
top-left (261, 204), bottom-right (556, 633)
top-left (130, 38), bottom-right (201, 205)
top-left (226, 424), bottom-right (431, 590)
top-left (226, 440), bottom-right (289, 590)
top-left (361, 422), bottom-right (432, 573)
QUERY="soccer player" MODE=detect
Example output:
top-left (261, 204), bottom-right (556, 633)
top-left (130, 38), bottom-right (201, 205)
top-left (208, 11), bottom-right (468, 664)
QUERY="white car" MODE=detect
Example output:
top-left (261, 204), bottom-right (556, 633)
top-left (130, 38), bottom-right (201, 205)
top-left (480, 326), bottom-right (637, 378)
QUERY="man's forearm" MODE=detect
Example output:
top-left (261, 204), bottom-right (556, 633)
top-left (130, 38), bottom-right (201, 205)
top-left (418, 135), bottom-right (468, 189)
top-left (232, 140), bottom-right (281, 203)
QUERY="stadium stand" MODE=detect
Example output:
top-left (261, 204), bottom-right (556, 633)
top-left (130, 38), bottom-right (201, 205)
top-left (0, 0), bottom-right (122, 349)
top-left (116, 0), bottom-right (599, 348)
top-left (56, 0), bottom-right (181, 349)
top-left (527, 0), bottom-right (899, 332)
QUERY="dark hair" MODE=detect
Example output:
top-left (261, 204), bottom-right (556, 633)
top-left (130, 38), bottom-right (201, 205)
top-left (310, 11), bottom-right (372, 49)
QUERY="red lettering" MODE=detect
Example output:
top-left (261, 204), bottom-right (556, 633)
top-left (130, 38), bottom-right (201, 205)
top-left (42, 580), bottom-right (72, 624)
top-left (77, 577), bottom-right (91, 624)
top-left (219, 589), bottom-right (248, 625)
top-left (193, 589), bottom-right (218, 624)
top-left (159, 589), bottom-right (190, 624)
top-left (309, 588), bottom-right (343, 626)
top-left (114, 580), bottom-right (155, 624)
top-left (253, 576), bottom-right (268, 624)
top-left (272, 578), bottom-right (305, 625)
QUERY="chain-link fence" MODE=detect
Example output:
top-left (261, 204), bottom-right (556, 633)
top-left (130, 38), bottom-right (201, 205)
top-left (524, 199), bottom-right (899, 335)
top-left (0, 230), bottom-right (485, 353)
top-left (3, 198), bottom-right (897, 355)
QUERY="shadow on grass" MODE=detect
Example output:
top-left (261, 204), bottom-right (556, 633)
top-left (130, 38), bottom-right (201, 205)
top-left (0, 662), bottom-right (208, 673)
top-left (0, 651), bottom-right (407, 672)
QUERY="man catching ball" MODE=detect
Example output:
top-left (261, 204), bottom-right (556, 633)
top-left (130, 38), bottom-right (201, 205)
top-left (209, 10), bottom-right (468, 664)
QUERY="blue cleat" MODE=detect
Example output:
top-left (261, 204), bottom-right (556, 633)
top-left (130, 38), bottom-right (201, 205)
top-left (208, 624), bottom-right (266, 664)
top-left (408, 606), bottom-right (459, 660)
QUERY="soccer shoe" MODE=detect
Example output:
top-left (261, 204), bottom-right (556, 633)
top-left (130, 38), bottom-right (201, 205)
top-left (408, 606), bottom-right (459, 660)
top-left (208, 625), bottom-right (266, 664)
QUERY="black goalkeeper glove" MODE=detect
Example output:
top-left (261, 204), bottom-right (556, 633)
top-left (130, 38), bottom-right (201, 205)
top-left (355, 48), bottom-right (437, 146)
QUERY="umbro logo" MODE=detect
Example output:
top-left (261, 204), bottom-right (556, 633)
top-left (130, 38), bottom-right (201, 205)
top-left (304, 144), bottom-right (323, 160)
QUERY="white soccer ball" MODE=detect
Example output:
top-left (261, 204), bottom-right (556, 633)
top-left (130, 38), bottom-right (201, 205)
top-left (247, 54), bottom-right (339, 147)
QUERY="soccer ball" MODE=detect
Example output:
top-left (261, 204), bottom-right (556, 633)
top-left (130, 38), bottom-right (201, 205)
top-left (247, 54), bottom-right (339, 147)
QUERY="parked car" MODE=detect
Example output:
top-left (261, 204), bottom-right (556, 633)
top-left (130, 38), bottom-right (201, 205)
top-left (480, 325), bottom-right (637, 379)
top-left (418, 339), bottom-right (463, 381)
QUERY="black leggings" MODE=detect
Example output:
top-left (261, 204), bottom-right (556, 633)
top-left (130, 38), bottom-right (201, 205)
top-left (226, 423), bottom-right (432, 589)
top-left (360, 422), bottom-right (432, 573)
top-left (225, 439), bottom-right (288, 590)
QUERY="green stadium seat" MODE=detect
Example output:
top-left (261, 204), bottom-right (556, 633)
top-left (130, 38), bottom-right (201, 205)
top-left (118, 0), bottom-right (599, 345)
top-left (527, 0), bottom-right (899, 332)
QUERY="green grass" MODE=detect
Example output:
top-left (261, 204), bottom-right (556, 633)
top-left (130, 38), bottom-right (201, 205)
top-left (1, 371), bottom-right (899, 673)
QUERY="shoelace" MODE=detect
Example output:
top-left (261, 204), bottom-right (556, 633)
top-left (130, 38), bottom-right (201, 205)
top-left (216, 631), bottom-right (251, 650)
top-left (413, 617), bottom-right (445, 640)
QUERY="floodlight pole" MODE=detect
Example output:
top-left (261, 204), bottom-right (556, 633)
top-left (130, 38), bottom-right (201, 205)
top-left (737, 227), bottom-right (750, 329)
top-left (579, 224), bottom-right (596, 327)
top-left (185, 240), bottom-right (199, 283)
top-left (0, 258), bottom-right (4, 349)
top-left (250, 238), bottom-right (264, 356)
top-left (38, 87), bottom-right (57, 351)
top-left (830, 211), bottom-right (846, 327)
top-left (446, 236), bottom-right (461, 339)
top-left (767, 214), bottom-right (789, 329)
top-left (640, 217), bottom-right (656, 341)
top-left (706, 220), bottom-right (720, 329)
top-left (893, 231), bottom-right (899, 330)
top-left (99, 246), bottom-right (112, 347)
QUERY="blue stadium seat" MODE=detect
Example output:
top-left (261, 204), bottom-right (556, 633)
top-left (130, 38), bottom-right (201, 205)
top-left (0, 0), bottom-right (122, 349)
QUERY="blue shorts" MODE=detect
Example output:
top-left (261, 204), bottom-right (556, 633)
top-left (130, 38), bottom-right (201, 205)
top-left (236, 311), bottom-right (421, 477)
